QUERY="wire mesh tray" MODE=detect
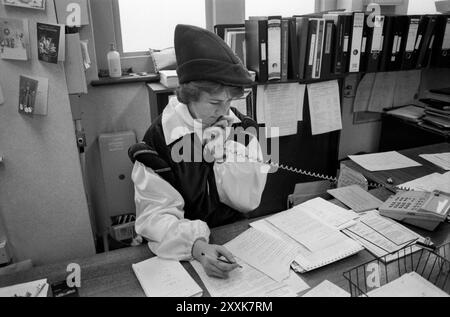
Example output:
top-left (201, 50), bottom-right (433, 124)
top-left (343, 243), bottom-right (450, 297)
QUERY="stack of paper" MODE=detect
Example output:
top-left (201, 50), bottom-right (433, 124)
top-left (132, 257), bottom-right (202, 297)
top-left (419, 153), bottom-right (450, 171)
top-left (342, 211), bottom-right (426, 262)
top-left (250, 205), bottom-right (363, 273)
top-left (367, 272), bottom-right (449, 297)
top-left (0, 279), bottom-right (49, 297)
top-left (399, 172), bottom-right (450, 193)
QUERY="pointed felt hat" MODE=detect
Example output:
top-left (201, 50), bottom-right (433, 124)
top-left (174, 24), bottom-right (252, 87)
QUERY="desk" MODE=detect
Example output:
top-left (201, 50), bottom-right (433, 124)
top-left (1, 145), bottom-right (450, 297)
top-left (342, 143), bottom-right (450, 190)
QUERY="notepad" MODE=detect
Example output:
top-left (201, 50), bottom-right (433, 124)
top-left (251, 206), bottom-right (364, 273)
top-left (132, 257), bottom-right (203, 297)
top-left (327, 185), bottom-right (384, 213)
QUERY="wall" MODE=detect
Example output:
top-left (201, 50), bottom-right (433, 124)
top-left (70, 84), bottom-right (151, 234)
top-left (0, 1), bottom-right (95, 265)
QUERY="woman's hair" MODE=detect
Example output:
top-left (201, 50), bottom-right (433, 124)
top-left (176, 81), bottom-right (244, 105)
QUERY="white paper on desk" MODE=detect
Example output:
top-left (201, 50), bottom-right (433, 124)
top-left (368, 72), bottom-right (397, 112)
top-left (399, 172), bottom-right (450, 193)
top-left (348, 151), bottom-right (422, 172)
top-left (327, 185), bottom-right (384, 213)
top-left (393, 70), bottom-right (422, 108)
top-left (367, 272), bottom-right (449, 297)
top-left (225, 228), bottom-right (298, 282)
top-left (0, 279), bottom-right (48, 297)
top-left (307, 80), bottom-right (342, 136)
top-left (260, 83), bottom-right (305, 137)
top-left (191, 260), bottom-right (306, 297)
top-left (343, 211), bottom-right (423, 256)
top-left (353, 73), bottom-right (376, 112)
top-left (302, 280), bottom-right (350, 297)
top-left (419, 153), bottom-right (450, 171)
top-left (132, 257), bottom-right (202, 297)
top-left (268, 206), bottom-right (358, 252)
top-left (299, 197), bottom-right (359, 230)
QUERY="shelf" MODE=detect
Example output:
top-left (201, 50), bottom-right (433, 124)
top-left (91, 73), bottom-right (160, 87)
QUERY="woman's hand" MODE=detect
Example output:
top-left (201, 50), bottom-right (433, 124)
top-left (192, 239), bottom-right (240, 279)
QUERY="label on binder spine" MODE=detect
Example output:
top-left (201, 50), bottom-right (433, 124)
top-left (443, 21), bottom-right (450, 50)
top-left (405, 19), bottom-right (419, 52)
top-left (308, 34), bottom-right (316, 66)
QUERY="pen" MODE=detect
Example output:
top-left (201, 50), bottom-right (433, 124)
top-left (32, 283), bottom-right (46, 297)
top-left (201, 252), bottom-right (243, 268)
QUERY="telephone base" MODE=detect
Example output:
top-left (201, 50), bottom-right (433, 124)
top-left (379, 212), bottom-right (442, 231)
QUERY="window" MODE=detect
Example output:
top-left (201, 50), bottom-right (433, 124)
top-left (407, 0), bottom-right (438, 15)
top-left (245, 0), bottom-right (316, 18)
top-left (117, 0), bottom-right (206, 53)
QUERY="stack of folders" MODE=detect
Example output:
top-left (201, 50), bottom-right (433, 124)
top-left (417, 97), bottom-right (450, 133)
top-left (385, 105), bottom-right (425, 123)
top-left (250, 198), bottom-right (363, 273)
top-left (241, 13), bottom-right (450, 83)
top-left (132, 257), bottom-right (203, 297)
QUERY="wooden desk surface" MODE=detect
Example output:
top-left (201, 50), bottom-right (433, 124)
top-left (342, 143), bottom-right (450, 189)
top-left (2, 144), bottom-right (450, 297)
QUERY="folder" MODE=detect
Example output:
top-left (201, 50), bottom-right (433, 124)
top-left (295, 17), bottom-right (310, 80)
top-left (267, 16), bottom-right (282, 81)
top-left (359, 13), bottom-right (371, 73)
top-left (366, 15), bottom-right (385, 73)
top-left (416, 15), bottom-right (438, 69)
top-left (379, 15), bottom-right (395, 72)
top-left (349, 12), bottom-right (365, 73)
top-left (431, 15), bottom-right (450, 68)
top-left (333, 13), bottom-right (353, 75)
top-left (281, 18), bottom-right (290, 81)
top-left (313, 19), bottom-right (326, 79)
top-left (305, 18), bottom-right (318, 80)
top-left (321, 20), bottom-right (336, 78)
top-left (386, 15), bottom-right (409, 71)
top-left (245, 19), bottom-right (268, 82)
top-left (288, 18), bottom-right (300, 80)
top-left (400, 16), bottom-right (422, 70)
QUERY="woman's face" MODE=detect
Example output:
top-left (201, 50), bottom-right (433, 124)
top-left (188, 90), bottom-right (233, 128)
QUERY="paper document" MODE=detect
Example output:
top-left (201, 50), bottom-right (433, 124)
top-left (0, 279), bottom-right (48, 297)
top-left (132, 257), bottom-right (202, 297)
top-left (368, 72), bottom-right (396, 112)
top-left (393, 70), bottom-right (422, 108)
top-left (192, 260), bottom-right (308, 297)
top-left (367, 272), bottom-right (449, 297)
top-left (258, 83), bottom-right (305, 137)
top-left (302, 280), bottom-right (350, 297)
top-left (386, 105), bottom-right (425, 122)
top-left (250, 215), bottom-right (363, 273)
top-left (353, 73), bottom-right (376, 112)
top-left (399, 172), bottom-right (450, 193)
top-left (349, 151), bottom-right (422, 171)
top-left (299, 197), bottom-right (359, 230)
top-left (225, 228), bottom-right (298, 282)
top-left (343, 211), bottom-right (425, 261)
top-left (327, 185), bottom-right (384, 213)
top-left (307, 80), bottom-right (342, 136)
top-left (419, 153), bottom-right (450, 171)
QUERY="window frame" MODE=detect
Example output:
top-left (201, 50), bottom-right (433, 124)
top-left (106, 0), bottom-right (330, 67)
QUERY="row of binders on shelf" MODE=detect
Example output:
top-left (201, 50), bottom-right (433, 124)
top-left (216, 13), bottom-right (450, 83)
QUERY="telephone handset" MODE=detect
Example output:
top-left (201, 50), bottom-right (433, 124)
top-left (379, 190), bottom-right (450, 230)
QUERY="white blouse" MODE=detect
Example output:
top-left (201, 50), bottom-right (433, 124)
top-left (132, 98), bottom-right (269, 260)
